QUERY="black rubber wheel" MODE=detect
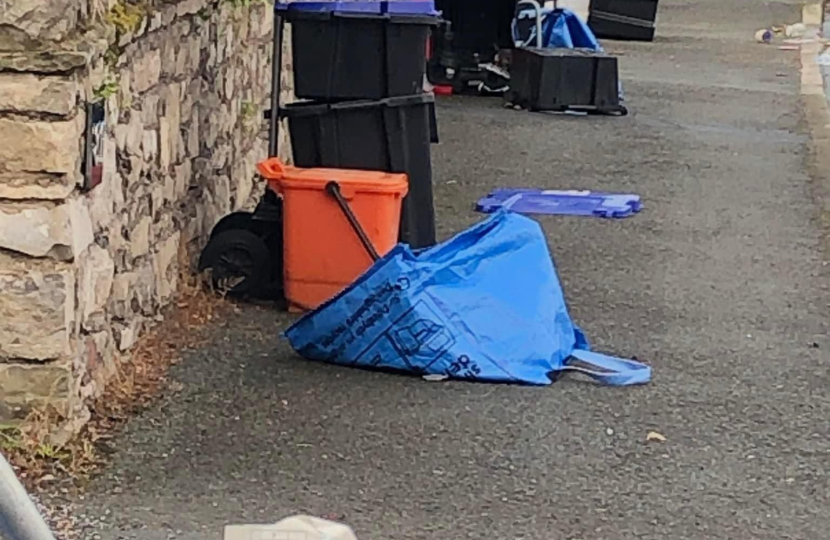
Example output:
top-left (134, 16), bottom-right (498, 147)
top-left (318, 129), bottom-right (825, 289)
top-left (209, 211), bottom-right (255, 240)
top-left (199, 229), bottom-right (272, 296)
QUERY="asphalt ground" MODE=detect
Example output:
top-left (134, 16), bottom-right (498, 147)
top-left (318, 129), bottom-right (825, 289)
top-left (72, 0), bottom-right (830, 538)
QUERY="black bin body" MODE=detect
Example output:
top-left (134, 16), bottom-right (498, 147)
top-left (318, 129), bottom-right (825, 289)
top-left (281, 94), bottom-right (437, 249)
top-left (508, 48), bottom-right (622, 113)
top-left (434, 0), bottom-right (517, 63)
top-left (287, 10), bottom-right (436, 101)
top-left (588, 0), bottom-right (659, 41)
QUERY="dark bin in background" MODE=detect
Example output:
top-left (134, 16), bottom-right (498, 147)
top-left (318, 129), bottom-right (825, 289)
top-left (279, 2), bottom-right (438, 101)
top-left (281, 94), bottom-right (437, 249)
top-left (507, 48), bottom-right (625, 115)
top-left (434, 0), bottom-right (517, 63)
top-left (588, 0), bottom-right (659, 42)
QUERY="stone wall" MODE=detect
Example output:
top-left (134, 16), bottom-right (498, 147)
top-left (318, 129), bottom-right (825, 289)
top-left (0, 0), bottom-right (290, 423)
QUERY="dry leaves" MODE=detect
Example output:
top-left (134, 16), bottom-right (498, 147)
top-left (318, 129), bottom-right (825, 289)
top-left (4, 246), bottom-right (232, 490)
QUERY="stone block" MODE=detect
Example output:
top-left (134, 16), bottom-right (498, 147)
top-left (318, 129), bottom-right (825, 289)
top-left (131, 48), bottom-right (161, 94)
top-left (68, 197), bottom-right (95, 258)
top-left (109, 256), bottom-right (156, 320)
top-left (0, 172), bottom-right (76, 200)
top-left (0, 51), bottom-right (88, 74)
top-left (160, 37), bottom-right (178, 79)
top-left (174, 160), bottom-right (192, 199)
top-left (176, 130), bottom-right (186, 164)
top-left (118, 71), bottom-right (132, 109)
top-left (0, 115), bottom-right (83, 174)
top-left (163, 171), bottom-right (176, 203)
top-left (233, 161), bottom-right (253, 211)
top-left (175, 44), bottom-right (188, 77)
top-left (150, 184), bottom-right (164, 216)
top-left (132, 259), bottom-right (157, 315)
top-left (83, 329), bottom-right (117, 390)
top-left (127, 187), bottom-right (151, 223)
top-left (154, 231), bottom-right (180, 302)
top-left (142, 129), bottom-right (158, 162)
top-left (0, 74), bottom-right (77, 116)
top-left (161, 3), bottom-right (178, 26)
top-left (188, 35), bottom-right (202, 73)
top-left (115, 123), bottom-right (128, 152)
top-left (0, 260), bottom-right (74, 361)
top-left (237, 9), bottom-right (250, 42)
top-left (210, 141), bottom-right (231, 172)
top-left (114, 319), bottom-right (142, 352)
top-left (176, 0), bottom-right (204, 18)
top-left (211, 174), bottom-right (231, 215)
top-left (260, 2), bottom-right (274, 38)
top-left (223, 20), bottom-right (236, 59)
top-left (140, 92), bottom-right (161, 127)
top-left (186, 111), bottom-right (201, 157)
top-left (0, 362), bottom-right (73, 419)
top-left (164, 98), bottom-right (184, 167)
top-left (0, 198), bottom-right (93, 261)
top-left (85, 137), bottom-right (124, 231)
top-left (224, 64), bottom-right (236, 100)
top-left (78, 245), bottom-right (115, 326)
top-left (120, 113), bottom-right (144, 156)
top-left (108, 272), bottom-right (132, 320)
top-left (159, 117), bottom-right (174, 169)
top-left (127, 155), bottom-right (143, 186)
top-left (0, 23), bottom-right (44, 54)
top-left (148, 11), bottom-right (163, 32)
top-left (129, 216), bottom-right (151, 259)
top-left (0, 0), bottom-right (79, 42)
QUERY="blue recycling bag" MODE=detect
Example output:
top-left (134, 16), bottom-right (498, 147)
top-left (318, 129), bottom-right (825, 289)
top-left (513, 8), bottom-right (602, 51)
top-left (285, 211), bottom-right (650, 386)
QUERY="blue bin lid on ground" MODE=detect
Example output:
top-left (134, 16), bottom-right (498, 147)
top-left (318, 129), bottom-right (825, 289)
top-left (276, 1), bottom-right (438, 16)
top-left (475, 189), bottom-right (643, 219)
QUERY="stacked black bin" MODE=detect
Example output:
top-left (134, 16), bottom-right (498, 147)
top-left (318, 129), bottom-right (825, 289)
top-left (588, 0), bottom-right (660, 42)
top-left (277, 1), bottom-right (440, 249)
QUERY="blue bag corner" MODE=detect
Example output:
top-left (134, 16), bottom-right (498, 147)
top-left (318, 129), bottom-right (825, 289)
top-left (285, 211), bottom-right (651, 387)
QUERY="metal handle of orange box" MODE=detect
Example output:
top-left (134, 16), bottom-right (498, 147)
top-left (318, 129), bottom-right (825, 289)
top-left (325, 181), bottom-right (380, 263)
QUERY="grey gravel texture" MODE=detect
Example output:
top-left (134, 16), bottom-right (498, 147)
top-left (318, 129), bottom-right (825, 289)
top-left (69, 0), bottom-right (830, 538)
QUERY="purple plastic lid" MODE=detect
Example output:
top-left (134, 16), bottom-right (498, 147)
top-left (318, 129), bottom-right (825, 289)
top-left (475, 189), bottom-right (643, 219)
top-left (276, 1), bottom-right (438, 16)
top-left (382, 1), bottom-right (439, 15)
top-left (275, 2), bottom-right (382, 14)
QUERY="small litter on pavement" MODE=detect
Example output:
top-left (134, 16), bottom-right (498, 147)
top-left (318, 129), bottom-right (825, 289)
top-left (646, 431), bottom-right (667, 443)
top-left (817, 49), bottom-right (830, 66)
top-left (476, 188), bottom-right (643, 218)
top-left (754, 23), bottom-right (816, 45)
top-left (225, 515), bottom-right (357, 540)
top-left (285, 211), bottom-right (651, 387)
top-left (755, 28), bottom-right (774, 43)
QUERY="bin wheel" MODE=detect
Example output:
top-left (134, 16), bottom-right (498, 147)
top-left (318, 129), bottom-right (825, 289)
top-left (199, 229), bottom-right (273, 296)
top-left (209, 211), bottom-right (255, 239)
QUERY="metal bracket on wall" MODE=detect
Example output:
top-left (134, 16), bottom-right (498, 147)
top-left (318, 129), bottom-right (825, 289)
top-left (81, 101), bottom-right (107, 192)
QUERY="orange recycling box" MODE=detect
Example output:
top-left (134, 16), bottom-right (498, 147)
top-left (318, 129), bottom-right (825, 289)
top-left (257, 158), bottom-right (408, 312)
